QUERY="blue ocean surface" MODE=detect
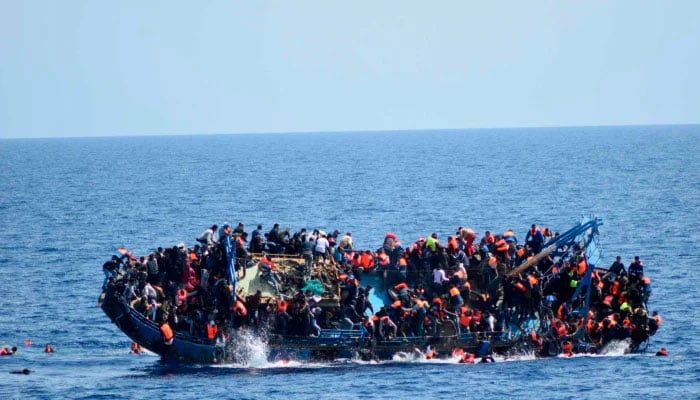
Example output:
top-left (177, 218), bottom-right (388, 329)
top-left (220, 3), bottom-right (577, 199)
top-left (0, 125), bottom-right (698, 399)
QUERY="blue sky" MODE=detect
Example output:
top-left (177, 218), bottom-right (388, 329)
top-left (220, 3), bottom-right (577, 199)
top-left (1, 1), bottom-right (698, 138)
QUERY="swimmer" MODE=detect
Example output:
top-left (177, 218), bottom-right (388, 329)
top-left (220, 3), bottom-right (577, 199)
top-left (0, 347), bottom-right (17, 356)
top-left (655, 348), bottom-right (668, 356)
top-left (459, 351), bottom-right (475, 364)
top-left (130, 342), bottom-right (142, 354)
top-left (44, 344), bottom-right (54, 353)
top-left (10, 369), bottom-right (32, 375)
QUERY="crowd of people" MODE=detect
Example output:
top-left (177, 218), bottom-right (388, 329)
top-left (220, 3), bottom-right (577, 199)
top-left (101, 221), bottom-right (660, 358)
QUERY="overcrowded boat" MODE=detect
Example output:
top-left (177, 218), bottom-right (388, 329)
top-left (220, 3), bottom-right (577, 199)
top-left (99, 216), bottom-right (661, 364)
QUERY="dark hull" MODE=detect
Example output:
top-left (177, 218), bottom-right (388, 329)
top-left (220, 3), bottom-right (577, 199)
top-left (102, 295), bottom-right (519, 363)
top-left (102, 296), bottom-right (220, 364)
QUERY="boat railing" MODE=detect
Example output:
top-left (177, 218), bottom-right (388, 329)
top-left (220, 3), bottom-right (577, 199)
top-left (457, 331), bottom-right (512, 344)
top-left (269, 329), bottom-right (365, 348)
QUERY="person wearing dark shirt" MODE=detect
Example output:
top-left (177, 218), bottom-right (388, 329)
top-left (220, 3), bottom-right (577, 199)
top-left (628, 256), bottom-right (644, 280)
top-left (607, 256), bottom-right (627, 279)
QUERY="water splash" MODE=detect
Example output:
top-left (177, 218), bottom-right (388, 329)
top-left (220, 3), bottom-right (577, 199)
top-left (225, 329), bottom-right (269, 366)
top-left (598, 339), bottom-right (633, 356)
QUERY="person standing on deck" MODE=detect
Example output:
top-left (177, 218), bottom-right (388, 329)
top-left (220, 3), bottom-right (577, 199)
top-left (339, 232), bottom-right (354, 251)
top-left (220, 224), bottom-right (236, 295)
top-left (250, 225), bottom-right (265, 253)
top-left (605, 256), bottom-right (627, 280)
top-left (236, 232), bottom-right (249, 278)
top-left (301, 238), bottom-right (314, 278)
top-left (233, 222), bottom-right (246, 236)
top-left (628, 256), bottom-right (644, 284)
top-left (314, 233), bottom-right (330, 262)
top-left (267, 223), bottom-right (281, 253)
top-left (525, 224), bottom-right (545, 253)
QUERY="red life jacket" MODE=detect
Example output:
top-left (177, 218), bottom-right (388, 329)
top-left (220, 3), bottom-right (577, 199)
top-left (206, 323), bottom-right (218, 339)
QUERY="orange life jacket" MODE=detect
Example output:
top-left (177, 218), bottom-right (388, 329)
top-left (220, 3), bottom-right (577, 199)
top-left (360, 252), bottom-right (375, 269)
top-left (176, 289), bottom-right (187, 306)
top-left (277, 300), bottom-right (288, 313)
top-left (556, 303), bottom-right (569, 320)
top-left (459, 307), bottom-right (472, 328)
top-left (394, 282), bottom-right (409, 291)
top-left (206, 323), bottom-right (218, 339)
top-left (448, 237), bottom-right (459, 252)
top-left (602, 295), bottom-right (613, 307)
top-left (561, 340), bottom-right (573, 356)
top-left (654, 314), bottom-right (662, 326)
top-left (488, 256), bottom-right (497, 267)
top-left (610, 280), bottom-right (620, 296)
top-left (234, 300), bottom-right (247, 317)
top-left (555, 322), bottom-right (568, 338)
top-left (586, 318), bottom-right (595, 334)
top-left (449, 287), bottom-right (460, 297)
top-left (495, 239), bottom-right (508, 253)
top-left (377, 253), bottom-right (390, 266)
top-left (527, 274), bottom-right (539, 287)
top-left (577, 260), bottom-right (587, 275)
top-left (160, 323), bottom-right (174, 341)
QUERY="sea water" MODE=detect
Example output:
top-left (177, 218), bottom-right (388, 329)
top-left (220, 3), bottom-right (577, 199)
top-left (0, 125), bottom-right (698, 399)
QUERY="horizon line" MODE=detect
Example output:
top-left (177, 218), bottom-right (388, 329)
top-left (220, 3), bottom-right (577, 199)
top-left (2, 122), bottom-right (699, 140)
